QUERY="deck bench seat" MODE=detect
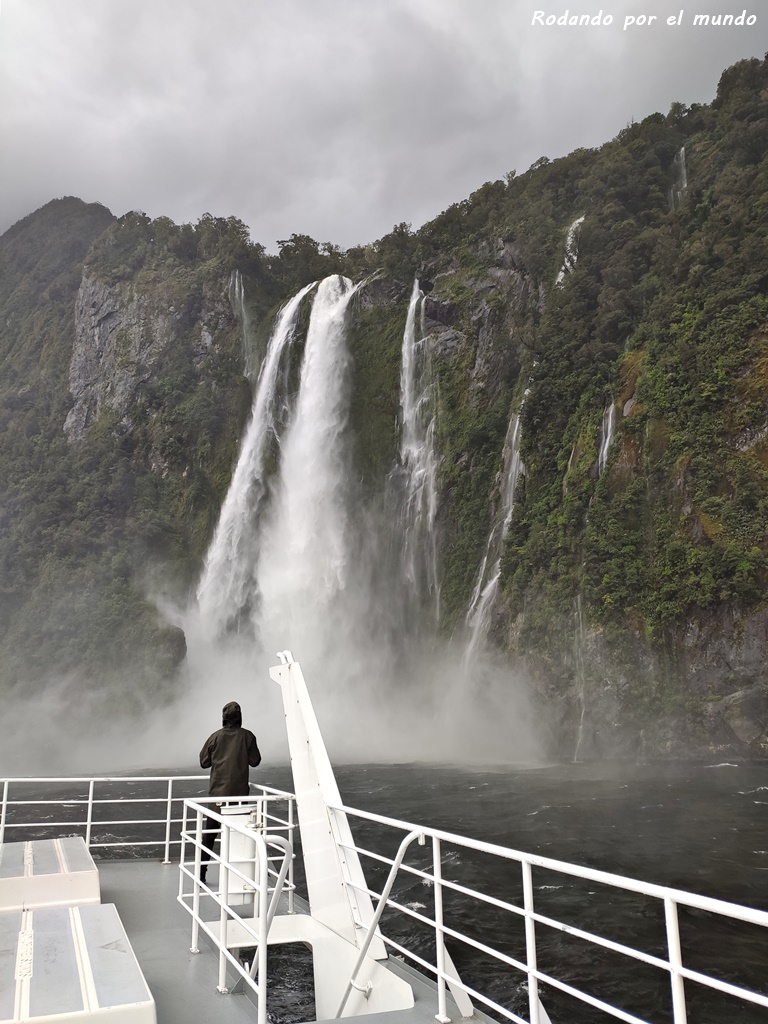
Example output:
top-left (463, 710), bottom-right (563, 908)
top-left (0, 839), bottom-right (99, 912)
top-left (0, 902), bottom-right (156, 1023)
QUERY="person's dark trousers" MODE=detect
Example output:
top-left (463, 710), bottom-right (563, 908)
top-left (200, 807), bottom-right (221, 884)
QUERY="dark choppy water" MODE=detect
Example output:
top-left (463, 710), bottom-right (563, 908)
top-left (5, 760), bottom-right (768, 1023)
top-left (311, 761), bottom-right (768, 1024)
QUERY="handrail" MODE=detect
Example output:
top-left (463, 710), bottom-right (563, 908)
top-left (335, 828), bottom-right (424, 1018)
top-left (332, 801), bottom-right (768, 928)
top-left (330, 800), bottom-right (768, 1024)
top-left (0, 775), bottom-right (296, 863)
top-left (177, 798), bottom-right (296, 1024)
top-left (7, 773), bottom-right (768, 1023)
top-left (231, 834), bottom-right (293, 994)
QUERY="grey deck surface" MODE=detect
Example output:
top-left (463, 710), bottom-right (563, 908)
top-left (99, 860), bottom-right (489, 1024)
top-left (99, 860), bottom-right (261, 1024)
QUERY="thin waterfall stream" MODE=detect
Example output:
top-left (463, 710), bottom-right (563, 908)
top-left (395, 279), bottom-right (440, 624)
top-left (464, 412), bottom-right (524, 662)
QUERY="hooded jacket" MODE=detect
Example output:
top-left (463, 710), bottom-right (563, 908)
top-left (199, 701), bottom-right (261, 797)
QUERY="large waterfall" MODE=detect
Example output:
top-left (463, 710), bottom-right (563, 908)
top-left (196, 280), bottom-right (316, 638)
top-left (464, 413), bottom-right (523, 661)
top-left (187, 273), bottom-right (540, 762)
top-left (254, 275), bottom-right (361, 655)
top-left (394, 280), bottom-right (440, 623)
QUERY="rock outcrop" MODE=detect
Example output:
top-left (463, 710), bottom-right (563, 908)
top-left (65, 270), bottom-right (237, 440)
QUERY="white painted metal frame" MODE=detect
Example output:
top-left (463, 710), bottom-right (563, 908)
top-left (4, 762), bottom-right (768, 1023)
top-left (0, 776), bottom-right (295, 864)
top-left (331, 802), bottom-right (768, 1024)
top-left (176, 797), bottom-right (295, 1024)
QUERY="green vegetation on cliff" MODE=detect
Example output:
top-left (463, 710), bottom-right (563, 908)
top-left (1, 57), bottom-right (767, 751)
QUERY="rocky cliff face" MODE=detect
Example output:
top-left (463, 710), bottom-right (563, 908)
top-left (65, 268), bottom-right (241, 449)
top-left (1, 58), bottom-right (767, 757)
top-left (65, 271), bottom-right (168, 439)
top-left (0, 203), bottom-right (254, 699)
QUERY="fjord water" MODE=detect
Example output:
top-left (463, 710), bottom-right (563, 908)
top-left (311, 760), bottom-right (768, 1024)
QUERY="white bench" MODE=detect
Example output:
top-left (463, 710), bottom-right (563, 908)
top-left (0, 839), bottom-right (99, 912)
top-left (0, 903), bottom-right (156, 1024)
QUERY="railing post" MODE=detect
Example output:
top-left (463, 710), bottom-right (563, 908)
top-left (178, 799), bottom-right (188, 900)
top-left (218, 820), bottom-right (231, 993)
top-left (163, 779), bottom-right (174, 864)
top-left (287, 797), bottom-right (295, 914)
top-left (522, 860), bottom-right (541, 1024)
top-left (0, 780), bottom-right (8, 846)
top-left (257, 839), bottom-right (269, 1024)
top-left (432, 836), bottom-right (451, 1023)
top-left (665, 896), bottom-right (688, 1024)
top-left (85, 780), bottom-right (95, 848)
top-left (190, 810), bottom-right (202, 953)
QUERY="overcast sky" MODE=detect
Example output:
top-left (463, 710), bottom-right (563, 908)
top-left (0, 0), bottom-right (765, 251)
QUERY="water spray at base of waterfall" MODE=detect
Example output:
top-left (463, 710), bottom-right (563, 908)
top-left (56, 271), bottom-right (543, 772)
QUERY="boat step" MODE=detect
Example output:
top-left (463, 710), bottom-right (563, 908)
top-left (0, 839), bottom-right (99, 912)
top-left (0, 903), bottom-right (156, 1024)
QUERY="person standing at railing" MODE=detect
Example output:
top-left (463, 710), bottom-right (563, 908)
top-left (198, 700), bottom-right (261, 884)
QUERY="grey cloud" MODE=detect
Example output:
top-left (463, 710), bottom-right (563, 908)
top-left (1, 0), bottom-right (766, 248)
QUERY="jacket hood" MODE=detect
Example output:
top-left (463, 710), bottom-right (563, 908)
top-left (222, 701), bottom-right (242, 728)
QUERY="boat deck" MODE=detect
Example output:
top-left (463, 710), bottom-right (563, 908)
top-left (99, 859), bottom-right (259, 1024)
top-left (98, 858), bottom-right (474, 1024)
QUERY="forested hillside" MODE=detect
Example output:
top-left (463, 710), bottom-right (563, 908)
top-left (1, 56), bottom-right (767, 753)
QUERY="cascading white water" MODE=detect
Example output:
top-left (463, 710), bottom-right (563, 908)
top-left (255, 275), bottom-right (361, 652)
top-left (229, 270), bottom-right (256, 379)
top-left (196, 280), bottom-right (316, 637)
top-left (185, 273), bottom-right (544, 763)
top-left (398, 279), bottom-right (440, 622)
top-left (555, 215), bottom-right (585, 287)
top-left (598, 402), bottom-right (616, 475)
top-left (668, 146), bottom-right (688, 211)
top-left (464, 413), bottom-right (523, 662)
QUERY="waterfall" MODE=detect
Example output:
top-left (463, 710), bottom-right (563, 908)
top-left (555, 215), bottom-right (585, 287)
top-left (573, 595), bottom-right (588, 762)
top-left (598, 402), bottom-right (616, 475)
top-left (229, 270), bottom-right (256, 379)
top-left (397, 279), bottom-right (440, 622)
top-left (255, 275), bottom-right (361, 650)
top-left (464, 413), bottom-right (524, 661)
top-left (196, 280), bottom-right (316, 637)
top-left (668, 147), bottom-right (688, 211)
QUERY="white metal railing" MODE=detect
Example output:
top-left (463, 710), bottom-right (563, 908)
top-left (6, 771), bottom-right (768, 1024)
top-left (0, 776), bottom-right (296, 866)
top-left (177, 797), bottom-right (296, 1024)
top-left (330, 802), bottom-right (768, 1024)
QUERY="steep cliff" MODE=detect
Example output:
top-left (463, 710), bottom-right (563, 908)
top-left (1, 58), bottom-right (767, 754)
top-left (0, 203), bottom-right (262, 703)
top-left (339, 56), bottom-right (768, 757)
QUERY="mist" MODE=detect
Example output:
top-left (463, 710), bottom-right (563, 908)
top-left (0, 272), bottom-right (544, 779)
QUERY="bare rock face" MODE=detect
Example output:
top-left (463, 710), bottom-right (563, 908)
top-left (64, 271), bottom-right (172, 439)
top-left (64, 270), bottom-right (235, 440)
top-left (422, 241), bottom-right (539, 404)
